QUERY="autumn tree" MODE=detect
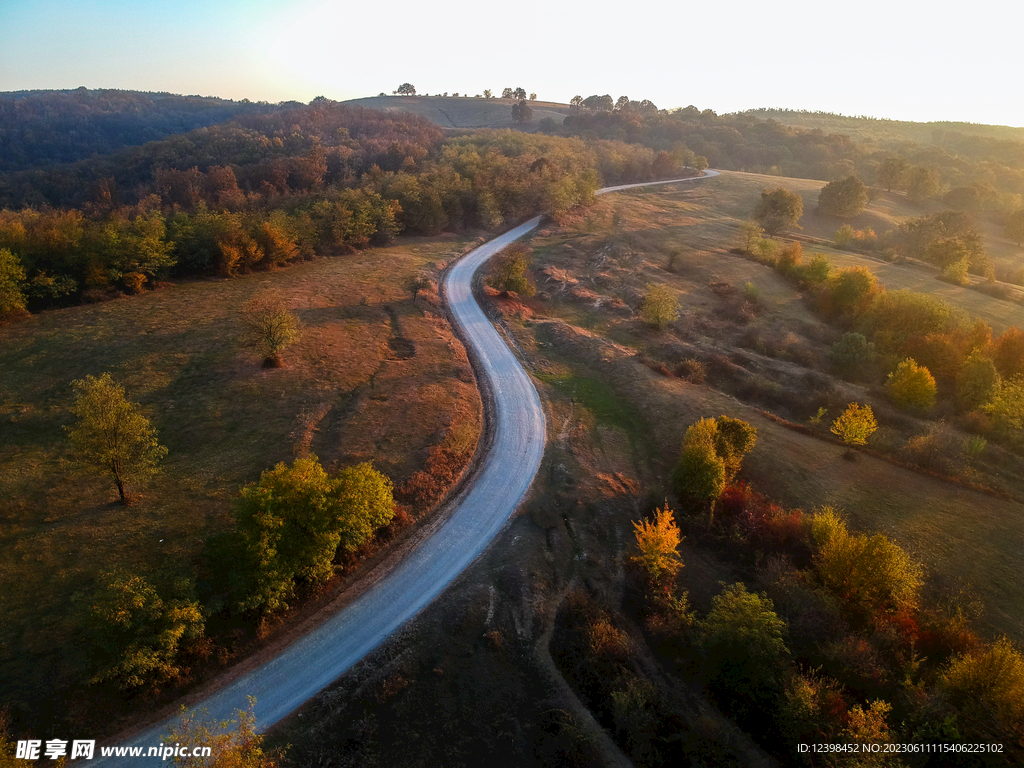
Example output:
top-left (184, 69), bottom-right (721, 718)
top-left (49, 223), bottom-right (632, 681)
top-left (86, 571), bottom-right (204, 690)
top-left (812, 508), bottom-right (922, 624)
top-left (242, 291), bottom-right (300, 367)
top-left (0, 247), bottom-right (28, 322)
top-left (830, 402), bottom-right (877, 453)
top-left (164, 698), bottom-right (284, 768)
top-left (673, 416), bottom-right (755, 523)
top-left (486, 243), bottom-right (535, 297)
top-left (511, 100), bottom-right (534, 124)
top-left (501, 87), bottom-right (514, 99)
top-left (817, 175), bottom-right (867, 218)
top-left (941, 637), bottom-right (1024, 741)
top-left (631, 503), bottom-right (683, 586)
top-left (983, 376), bottom-right (1024, 445)
top-left (639, 283), bottom-right (679, 329)
top-left (529, 93), bottom-right (537, 101)
top-left (826, 265), bottom-right (880, 317)
top-left (66, 373), bottom-right (168, 504)
top-left (886, 358), bottom-right (937, 412)
top-left (992, 326), bottom-right (1024, 379)
top-left (232, 456), bottom-right (394, 614)
top-left (752, 187), bottom-right (804, 236)
top-left (513, 87), bottom-right (526, 100)
top-left (396, 83), bottom-right (416, 96)
top-left (876, 157), bottom-right (910, 192)
top-left (907, 166), bottom-right (940, 202)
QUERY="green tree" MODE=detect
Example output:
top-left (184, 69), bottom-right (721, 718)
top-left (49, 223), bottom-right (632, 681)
top-left (956, 352), bottom-right (999, 410)
top-left (66, 373), bottom-right (167, 504)
top-left (672, 418), bottom-right (726, 510)
top-left (396, 83), bottom-right (416, 95)
top-left (233, 456), bottom-right (394, 614)
top-left (701, 583), bottom-right (789, 720)
top-left (243, 291), bottom-right (300, 367)
top-left (501, 87), bottom-right (514, 99)
top-left (886, 358), bottom-right (937, 413)
top-left (829, 332), bottom-right (877, 379)
top-left (639, 283), bottom-right (679, 329)
top-left (483, 89), bottom-right (493, 99)
top-left (511, 99), bottom-right (534, 123)
top-left (0, 247), bottom-right (27, 322)
top-left (876, 157), bottom-right (910, 192)
top-left (1004, 209), bottom-right (1024, 245)
top-left (513, 87), bottom-right (526, 100)
top-left (752, 187), bottom-right (804, 236)
top-left (817, 175), bottom-right (867, 217)
top-left (983, 376), bottom-right (1024, 445)
top-left (827, 265), bottom-right (880, 317)
top-left (830, 402), bottom-right (877, 450)
top-left (907, 166), bottom-right (940, 202)
top-left (486, 243), bottom-right (535, 296)
top-left (86, 571), bottom-right (204, 690)
top-left (631, 503), bottom-right (683, 586)
top-left (713, 415), bottom-right (757, 480)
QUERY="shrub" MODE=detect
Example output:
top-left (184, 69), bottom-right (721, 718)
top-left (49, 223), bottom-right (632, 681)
top-left (886, 358), bottom-right (937, 413)
top-left (486, 243), bottom-right (535, 297)
top-left (829, 332), bottom-right (877, 379)
top-left (942, 258), bottom-right (970, 286)
top-left (799, 253), bottom-right (832, 287)
top-left (942, 637), bottom-right (1024, 740)
top-left (835, 224), bottom-right (856, 249)
top-left (826, 266), bottom-right (880, 317)
top-left (983, 376), bottom-right (1024, 446)
top-left (775, 241), bottom-right (802, 275)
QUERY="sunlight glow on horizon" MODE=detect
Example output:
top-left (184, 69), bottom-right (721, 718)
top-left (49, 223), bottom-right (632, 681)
top-left (0, 0), bottom-right (1019, 127)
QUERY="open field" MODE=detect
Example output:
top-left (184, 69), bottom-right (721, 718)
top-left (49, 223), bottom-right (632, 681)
top-left (0, 234), bottom-right (481, 731)
top-left (510, 177), bottom-right (1024, 641)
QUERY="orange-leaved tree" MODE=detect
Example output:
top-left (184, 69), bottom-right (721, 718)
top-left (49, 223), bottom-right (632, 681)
top-left (632, 503), bottom-right (683, 586)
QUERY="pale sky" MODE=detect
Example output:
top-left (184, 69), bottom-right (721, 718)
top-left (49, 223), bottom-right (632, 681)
top-left (1, 0), bottom-right (1019, 126)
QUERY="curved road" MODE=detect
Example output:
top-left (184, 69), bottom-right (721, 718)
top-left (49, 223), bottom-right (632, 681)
top-left (95, 171), bottom-right (717, 764)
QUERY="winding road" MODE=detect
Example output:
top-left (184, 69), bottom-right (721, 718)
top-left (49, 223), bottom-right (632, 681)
top-left (94, 170), bottom-right (718, 764)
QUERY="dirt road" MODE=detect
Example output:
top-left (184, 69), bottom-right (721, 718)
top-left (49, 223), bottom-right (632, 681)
top-left (93, 171), bottom-right (717, 765)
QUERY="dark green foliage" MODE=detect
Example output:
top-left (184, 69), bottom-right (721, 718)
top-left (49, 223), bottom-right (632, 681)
top-left (511, 100), bottom-right (533, 123)
top-left (232, 457), bottom-right (394, 615)
top-left (701, 583), bottom-right (789, 721)
top-left (817, 175), bottom-right (867, 217)
top-left (829, 332), bottom-right (877, 379)
top-left (752, 187), bottom-right (803, 235)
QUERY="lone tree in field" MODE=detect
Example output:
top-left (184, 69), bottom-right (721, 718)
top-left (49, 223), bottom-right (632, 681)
top-left (830, 402), bottom-right (877, 456)
top-left (752, 187), bottom-right (804, 236)
top-left (817, 176), bottom-right (868, 218)
top-left (511, 99), bottom-right (534, 123)
top-left (243, 291), bottom-right (300, 367)
top-left (395, 83), bottom-right (416, 96)
top-left (66, 373), bottom-right (168, 504)
top-left (886, 358), bottom-right (937, 413)
top-left (486, 243), bottom-right (535, 297)
top-left (640, 283), bottom-right (679, 330)
top-left (632, 503), bottom-right (683, 587)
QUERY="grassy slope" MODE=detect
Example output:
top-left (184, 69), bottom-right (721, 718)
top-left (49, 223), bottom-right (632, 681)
top-left (0, 234), bottom-right (481, 730)
top-left (515, 175), bottom-right (1024, 640)
top-left (341, 95), bottom-right (572, 130)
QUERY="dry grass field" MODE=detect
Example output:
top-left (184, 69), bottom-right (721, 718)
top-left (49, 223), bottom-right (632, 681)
top-left (506, 174), bottom-right (1024, 640)
top-left (0, 234), bottom-right (481, 730)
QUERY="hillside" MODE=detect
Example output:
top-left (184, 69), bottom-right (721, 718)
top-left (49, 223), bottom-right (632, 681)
top-left (341, 95), bottom-right (572, 129)
top-left (0, 89), bottom-right (279, 173)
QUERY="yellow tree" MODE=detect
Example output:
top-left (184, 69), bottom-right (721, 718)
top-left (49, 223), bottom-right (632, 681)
top-left (631, 503), bottom-right (683, 586)
top-left (886, 358), bottom-right (937, 413)
top-left (830, 403), bottom-right (877, 455)
top-left (640, 283), bottom-right (679, 330)
top-left (243, 291), bottom-right (300, 367)
top-left (66, 373), bottom-right (167, 504)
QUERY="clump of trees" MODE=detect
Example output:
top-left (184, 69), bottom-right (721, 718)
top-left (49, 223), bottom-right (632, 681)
top-left (231, 456), bottom-right (394, 615)
top-left (673, 416), bottom-right (756, 522)
top-left (164, 698), bottom-right (284, 767)
top-left (510, 100), bottom-right (533, 124)
top-left (65, 372), bottom-right (167, 504)
top-left (816, 175), bottom-right (867, 217)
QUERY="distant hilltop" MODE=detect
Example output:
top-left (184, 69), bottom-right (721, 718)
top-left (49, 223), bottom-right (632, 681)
top-left (340, 95), bottom-right (572, 130)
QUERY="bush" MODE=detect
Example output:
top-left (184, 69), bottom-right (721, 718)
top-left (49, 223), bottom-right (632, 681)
top-left (886, 358), bottom-right (937, 413)
top-left (799, 253), bottom-right (832, 287)
top-left (829, 332), bottom-right (876, 379)
top-left (825, 266), bottom-right (879, 318)
top-left (774, 241), bottom-right (802, 275)
top-left (486, 243), bottom-right (535, 297)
